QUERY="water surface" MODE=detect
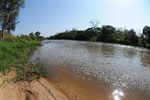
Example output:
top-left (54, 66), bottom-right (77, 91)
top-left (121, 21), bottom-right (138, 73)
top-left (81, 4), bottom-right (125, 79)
top-left (30, 40), bottom-right (150, 100)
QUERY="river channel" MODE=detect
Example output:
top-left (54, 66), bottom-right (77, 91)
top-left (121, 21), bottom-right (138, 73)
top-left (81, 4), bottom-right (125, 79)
top-left (30, 40), bottom-right (150, 100)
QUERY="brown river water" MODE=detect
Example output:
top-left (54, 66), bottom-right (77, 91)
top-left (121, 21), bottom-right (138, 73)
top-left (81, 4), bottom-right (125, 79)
top-left (30, 40), bottom-right (150, 100)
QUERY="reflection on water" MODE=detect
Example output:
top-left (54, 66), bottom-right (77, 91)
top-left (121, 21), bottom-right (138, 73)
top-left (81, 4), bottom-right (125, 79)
top-left (140, 51), bottom-right (150, 67)
top-left (110, 89), bottom-right (124, 100)
top-left (30, 40), bottom-right (150, 100)
top-left (123, 47), bottom-right (137, 58)
top-left (101, 43), bottom-right (115, 57)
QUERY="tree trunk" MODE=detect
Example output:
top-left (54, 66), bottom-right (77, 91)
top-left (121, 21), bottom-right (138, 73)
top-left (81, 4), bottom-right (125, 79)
top-left (1, 29), bottom-right (4, 38)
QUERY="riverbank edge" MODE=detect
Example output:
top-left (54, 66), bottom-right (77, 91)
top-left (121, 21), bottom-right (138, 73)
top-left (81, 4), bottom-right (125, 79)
top-left (0, 70), bottom-right (69, 100)
top-left (0, 38), bottom-right (69, 100)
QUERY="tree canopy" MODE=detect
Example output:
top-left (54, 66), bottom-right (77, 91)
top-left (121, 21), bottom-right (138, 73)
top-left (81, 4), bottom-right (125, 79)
top-left (48, 25), bottom-right (150, 48)
top-left (143, 26), bottom-right (150, 44)
top-left (0, 0), bottom-right (24, 38)
top-left (98, 25), bottom-right (116, 42)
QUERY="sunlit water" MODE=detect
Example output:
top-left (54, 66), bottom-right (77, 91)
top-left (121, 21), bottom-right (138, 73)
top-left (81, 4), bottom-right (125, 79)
top-left (30, 40), bottom-right (150, 100)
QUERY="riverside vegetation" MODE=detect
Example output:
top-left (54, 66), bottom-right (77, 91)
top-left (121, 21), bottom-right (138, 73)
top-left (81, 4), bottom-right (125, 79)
top-left (0, 0), bottom-right (47, 83)
top-left (0, 32), bottom-right (46, 83)
top-left (49, 24), bottom-right (150, 49)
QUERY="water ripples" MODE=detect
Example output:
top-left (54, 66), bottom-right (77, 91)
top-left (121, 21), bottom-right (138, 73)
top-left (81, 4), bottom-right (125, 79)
top-left (30, 40), bottom-right (150, 92)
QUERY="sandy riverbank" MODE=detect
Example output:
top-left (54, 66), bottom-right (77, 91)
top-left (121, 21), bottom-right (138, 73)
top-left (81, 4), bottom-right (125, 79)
top-left (0, 70), bottom-right (69, 100)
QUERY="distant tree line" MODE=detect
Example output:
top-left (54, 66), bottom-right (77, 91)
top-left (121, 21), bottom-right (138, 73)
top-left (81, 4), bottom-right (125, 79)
top-left (0, 30), bottom-right (45, 41)
top-left (48, 25), bottom-right (150, 48)
top-left (18, 31), bottom-right (45, 40)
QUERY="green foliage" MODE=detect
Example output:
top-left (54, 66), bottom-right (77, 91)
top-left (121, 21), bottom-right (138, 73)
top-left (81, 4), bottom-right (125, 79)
top-left (28, 31), bottom-right (43, 40)
top-left (83, 28), bottom-right (100, 40)
top-left (29, 32), bottom-right (36, 40)
top-left (0, 36), bottom-right (41, 74)
top-left (112, 29), bottom-right (125, 44)
top-left (143, 26), bottom-right (150, 44)
top-left (98, 25), bottom-right (116, 42)
top-left (50, 30), bottom-right (77, 40)
top-left (0, 35), bottom-right (46, 83)
top-left (74, 30), bottom-right (85, 40)
top-left (49, 28), bottom-right (100, 41)
top-left (35, 31), bottom-right (41, 40)
top-left (124, 29), bottom-right (139, 46)
top-left (89, 36), bottom-right (98, 42)
top-left (0, 0), bottom-right (25, 38)
top-left (49, 25), bottom-right (150, 49)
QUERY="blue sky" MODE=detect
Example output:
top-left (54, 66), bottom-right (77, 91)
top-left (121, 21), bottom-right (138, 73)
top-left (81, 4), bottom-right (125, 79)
top-left (14, 0), bottom-right (150, 37)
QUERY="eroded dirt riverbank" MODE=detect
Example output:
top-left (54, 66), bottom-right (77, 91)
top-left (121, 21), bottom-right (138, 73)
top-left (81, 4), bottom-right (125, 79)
top-left (0, 70), bottom-right (69, 100)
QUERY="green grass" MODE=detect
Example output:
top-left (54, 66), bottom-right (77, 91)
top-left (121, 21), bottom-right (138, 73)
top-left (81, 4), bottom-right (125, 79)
top-left (0, 36), bottom-right (46, 82)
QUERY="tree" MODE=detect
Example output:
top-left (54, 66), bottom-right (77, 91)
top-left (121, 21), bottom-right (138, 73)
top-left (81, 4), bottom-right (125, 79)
top-left (89, 20), bottom-right (100, 32)
top-left (98, 25), bottom-right (116, 42)
top-left (35, 31), bottom-right (41, 39)
top-left (85, 20), bottom-right (101, 41)
top-left (130, 32), bottom-right (138, 46)
top-left (113, 28), bottom-right (125, 43)
top-left (29, 32), bottom-right (35, 40)
top-left (143, 26), bottom-right (150, 44)
top-left (139, 34), bottom-right (146, 47)
top-left (80, 27), bottom-right (101, 41)
top-left (124, 29), bottom-right (138, 45)
top-left (0, 0), bottom-right (24, 38)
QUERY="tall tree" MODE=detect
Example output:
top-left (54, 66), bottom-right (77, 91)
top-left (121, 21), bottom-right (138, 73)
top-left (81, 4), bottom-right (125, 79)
top-left (35, 31), bottom-right (41, 39)
top-left (89, 20), bottom-right (100, 32)
top-left (143, 26), bottom-right (150, 44)
top-left (0, 0), bottom-right (24, 38)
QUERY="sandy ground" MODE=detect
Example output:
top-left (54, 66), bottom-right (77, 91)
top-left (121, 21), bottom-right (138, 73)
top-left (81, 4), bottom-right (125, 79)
top-left (0, 71), bottom-right (69, 100)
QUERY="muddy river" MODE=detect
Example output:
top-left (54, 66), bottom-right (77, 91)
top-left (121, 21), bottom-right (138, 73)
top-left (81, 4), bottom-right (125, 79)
top-left (30, 40), bottom-right (150, 100)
